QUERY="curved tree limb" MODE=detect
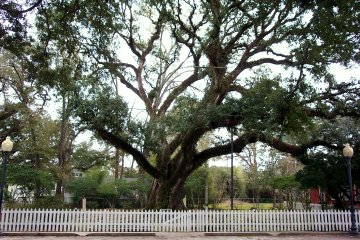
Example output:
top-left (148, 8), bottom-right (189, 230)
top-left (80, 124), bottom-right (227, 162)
top-left (194, 130), bottom-right (340, 169)
top-left (0, 108), bottom-right (17, 121)
top-left (93, 124), bottom-right (161, 179)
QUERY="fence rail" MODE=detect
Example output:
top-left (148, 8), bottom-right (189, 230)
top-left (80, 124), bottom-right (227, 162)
top-left (1, 208), bottom-right (359, 232)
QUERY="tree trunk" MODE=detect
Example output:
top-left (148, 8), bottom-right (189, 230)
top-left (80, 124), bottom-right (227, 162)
top-left (55, 179), bottom-right (63, 198)
top-left (146, 176), bottom-right (187, 209)
top-left (115, 148), bottom-right (120, 179)
top-left (120, 153), bottom-right (125, 180)
top-left (30, 127), bottom-right (42, 199)
top-left (56, 97), bottom-right (71, 198)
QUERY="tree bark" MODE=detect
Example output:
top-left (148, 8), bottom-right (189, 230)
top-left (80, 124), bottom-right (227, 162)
top-left (30, 127), bottom-right (42, 199)
top-left (114, 148), bottom-right (120, 179)
top-left (56, 97), bottom-right (72, 198)
top-left (146, 174), bottom-right (188, 209)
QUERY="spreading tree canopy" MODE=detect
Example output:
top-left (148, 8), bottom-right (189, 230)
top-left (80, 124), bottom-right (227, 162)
top-left (22, 0), bottom-right (360, 209)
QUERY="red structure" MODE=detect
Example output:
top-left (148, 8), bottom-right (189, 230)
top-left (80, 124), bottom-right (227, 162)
top-left (310, 188), bottom-right (321, 204)
top-left (310, 187), bottom-right (359, 208)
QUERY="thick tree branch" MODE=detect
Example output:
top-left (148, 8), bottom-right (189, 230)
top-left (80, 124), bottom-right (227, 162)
top-left (194, 131), bottom-right (340, 168)
top-left (102, 62), bottom-right (141, 97)
top-left (135, 10), bottom-right (165, 116)
top-left (0, 108), bottom-right (17, 121)
top-left (93, 124), bottom-right (160, 179)
top-left (158, 73), bottom-right (201, 116)
top-left (0, 0), bottom-right (42, 16)
top-left (245, 58), bottom-right (295, 68)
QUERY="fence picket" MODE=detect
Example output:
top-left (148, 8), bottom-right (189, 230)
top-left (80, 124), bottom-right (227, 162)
top-left (22, 209), bottom-right (27, 231)
top-left (6, 209), bottom-right (12, 232)
top-left (35, 208), bottom-right (39, 232)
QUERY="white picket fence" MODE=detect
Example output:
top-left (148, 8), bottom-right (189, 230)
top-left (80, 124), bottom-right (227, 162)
top-left (1, 208), bottom-right (359, 232)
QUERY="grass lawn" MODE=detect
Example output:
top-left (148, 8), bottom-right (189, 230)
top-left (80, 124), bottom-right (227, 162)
top-left (209, 200), bottom-right (274, 210)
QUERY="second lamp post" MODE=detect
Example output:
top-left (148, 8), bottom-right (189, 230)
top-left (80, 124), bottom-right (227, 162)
top-left (0, 136), bottom-right (14, 232)
top-left (343, 143), bottom-right (358, 235)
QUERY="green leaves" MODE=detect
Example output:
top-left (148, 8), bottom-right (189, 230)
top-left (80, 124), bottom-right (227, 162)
top-left (164, 95), bottom-right (204, 132)
top-left (272, 175), bottom-right (300, 190)
top-left (230, 75), bottom-right (312, 135)
top-left (6, 164), bottom-right (55, 197)
top-left (76, 86), bottom-right (129, 135)
top-left (65, 167), bottom-right (141, 207)
top-left (296, 152), bottom-right (346, 191)
top-left (71, 142), bottom-right (110, 170)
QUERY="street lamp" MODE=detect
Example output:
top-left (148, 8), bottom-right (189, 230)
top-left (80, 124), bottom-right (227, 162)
top-left (225, 119), bottom-right (236, 210)
top-left (0, 136), bottom-right (13, 231)
top-left (230, 126), bottom-right (234, 210)
top-left (343, 143), bottom-right (358, 235)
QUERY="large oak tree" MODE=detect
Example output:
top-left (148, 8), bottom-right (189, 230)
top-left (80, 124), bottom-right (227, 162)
top-left (32, 0), bottom-right (359, 209)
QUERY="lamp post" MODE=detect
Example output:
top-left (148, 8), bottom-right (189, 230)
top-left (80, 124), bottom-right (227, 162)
top-left (230, 126), bottom-right (234, 210)
top-left (0, 136), bottom-right (13, 231)
top-left (343, 143), bottom-right (358, 235)
top-left (225, 119), bottom-right (236, 210)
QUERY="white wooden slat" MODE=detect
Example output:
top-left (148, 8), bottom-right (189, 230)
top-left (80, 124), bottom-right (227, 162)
top-left (255, 210), bottom-right (258, 232)
top-left (336, 210), bottom-right (341, 231)
top-left (293, 210), bottom-right (297, 231)
top-left (53, 209), bottom-right (58, 232)
top-left (308, 210), bottom-right (313, 231)
top-left (119, 209), bottom-right (123, 232)
top-left (217, 210), bottom-right (221, 232)
top-left (310, 210), bottom-right (315, 231)
top-left (134, 210), bottom-right (138, 232)
top-left (48, 209), bottom-right (53, 232)
top-left (39, 209), bottom-right (43, 232)
top-left (12, 209), bottom-right (18, 232)
top-left (299, 210), bottom-right (303, 231)
top-left (339, 210), bottom-right (344, 231)
top-left (4, 209), bottom-right (9, 232)
top-left (27, 209), bottom-right (33, 231)
top-left (56, 209), bottom-right (61, 232)
top-left (272, 210), bottom-right (276, 232)
top-left (316, 210), bottom-right (321, 231)
top-left (329, 210), bottom-right (334, 231)
top-left (35, 208), bottom-right (39, 231)
top-left (344, 210), bottom-right (350, 232)
top-left (244, 211), bottom-right (249, 232)
top-left (53, 209), bottom-right (62, 232)
top-left (98, 209), bottom-right (102, 232)
top-left (8, 209), bottom-right (13, 232)
top-left (340, 210), bottom-right (345, 231)
top-left (14, 209), bottom-right (20, 231)
top-left (85, 210), bottom-right (90, 232)
top-left (114, 209), bottom-right (119, 232)
top-left (66, 209), bottom-right (71, 232)
top-left (22, 209), bottom-right (28, 232)
top-left (95, 209), bottom-right (100, 232)
top-left (288, 210), bottom-right (292, 231)
top-left (44, 209), bottom-right (49, 232)
top-left (68, 209), bottom-right (73, 232)
top-left (3, 209), bottom-right (7, 231)
top-left (334, 210), bottom-right (339, 231)
top-left (33, 208), bottom-right (38, 232)
top-left (277, 210), bottom-right (282, 232)
top-left (0, 209), bottom-right (4, 231)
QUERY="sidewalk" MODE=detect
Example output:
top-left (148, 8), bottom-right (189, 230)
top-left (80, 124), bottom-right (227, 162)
top-left (2, 232), bottom-right (360, 239)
